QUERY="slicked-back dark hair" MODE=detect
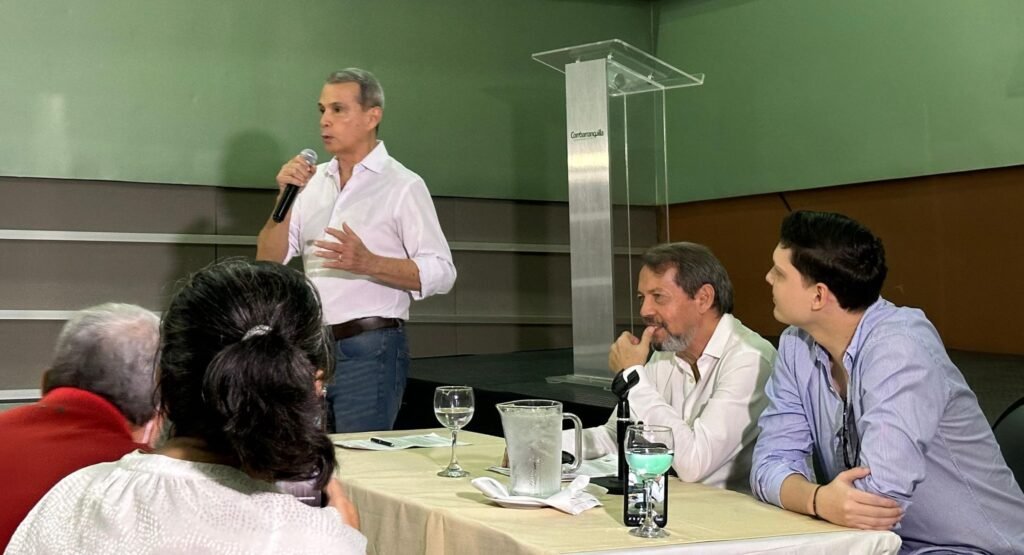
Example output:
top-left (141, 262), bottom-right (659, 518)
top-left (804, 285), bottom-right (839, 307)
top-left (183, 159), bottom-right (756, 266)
top-left (158, 258), bottom-right (336, 487)
top-left (642, 242), bottom-right (734, 315)
top-left (779, 210), bottom-right (887, 311)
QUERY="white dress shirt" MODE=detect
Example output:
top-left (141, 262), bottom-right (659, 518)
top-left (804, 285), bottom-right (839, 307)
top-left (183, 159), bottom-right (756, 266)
top-left (286, 141), bottom-right (456, 324)
top-left (570, 314), bottom-right (776, 491)
top-left (7, 451), bottom-right (367, 555)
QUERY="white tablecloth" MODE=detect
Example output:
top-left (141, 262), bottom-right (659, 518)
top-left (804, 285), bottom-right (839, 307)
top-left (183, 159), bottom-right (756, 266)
top-left (333, 429), bottom-right (900, 555)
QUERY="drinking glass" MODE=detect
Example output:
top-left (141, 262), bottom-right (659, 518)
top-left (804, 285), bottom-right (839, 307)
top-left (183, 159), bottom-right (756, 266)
top-left (434, 386), bottom-right (474, 477)
top-left (624, 424), bottom-right (674, 538)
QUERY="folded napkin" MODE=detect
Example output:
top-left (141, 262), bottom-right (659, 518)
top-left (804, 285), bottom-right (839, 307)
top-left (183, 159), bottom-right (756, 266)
top-left (470, 475), bottom-right (602, 515)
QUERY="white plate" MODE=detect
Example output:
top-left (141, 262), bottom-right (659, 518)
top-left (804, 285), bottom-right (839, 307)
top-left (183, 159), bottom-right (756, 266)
top-left (489, 496), bottom-right (548, 509)
top-left (471, 477), bottom-right (554, 509)
top-left (486, 466), bottom-right (578, 481)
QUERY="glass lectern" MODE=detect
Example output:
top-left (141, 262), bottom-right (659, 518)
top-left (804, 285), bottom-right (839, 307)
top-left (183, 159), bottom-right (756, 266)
top-left (533, 39), bottom-right (703, 385)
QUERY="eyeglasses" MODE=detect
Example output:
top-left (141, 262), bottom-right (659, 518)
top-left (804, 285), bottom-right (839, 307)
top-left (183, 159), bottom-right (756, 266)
top-left (840, 398), bottom-right (861, 469)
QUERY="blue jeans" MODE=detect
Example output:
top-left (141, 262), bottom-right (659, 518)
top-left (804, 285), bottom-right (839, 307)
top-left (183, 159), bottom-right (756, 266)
top-left (326, 325), bottom-right (409, 433)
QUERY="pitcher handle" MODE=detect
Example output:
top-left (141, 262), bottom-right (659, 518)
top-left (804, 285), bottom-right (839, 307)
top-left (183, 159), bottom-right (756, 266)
top-left (563, 412), bottom-right (584, 473)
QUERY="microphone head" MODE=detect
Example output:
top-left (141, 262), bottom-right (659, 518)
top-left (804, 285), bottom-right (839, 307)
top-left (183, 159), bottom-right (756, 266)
top-left (299, 148), bottom-right (318, 166)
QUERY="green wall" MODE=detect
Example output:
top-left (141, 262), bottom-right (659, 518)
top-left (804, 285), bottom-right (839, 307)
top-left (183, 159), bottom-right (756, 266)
top-left (656, 0), bottom-right (1024, 203)
top-left (10, 1), bottom-right (1015, 206)
top-left (0, 0), bottom-right (653, 201)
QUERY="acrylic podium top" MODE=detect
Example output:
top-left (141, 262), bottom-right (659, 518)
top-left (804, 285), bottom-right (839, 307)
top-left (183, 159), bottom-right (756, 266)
top-left (532, 38), bottom-right (703, 96)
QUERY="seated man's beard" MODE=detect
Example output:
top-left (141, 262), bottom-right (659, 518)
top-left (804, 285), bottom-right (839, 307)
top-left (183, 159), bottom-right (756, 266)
top-left (646, 319), bottom-right (695, 353)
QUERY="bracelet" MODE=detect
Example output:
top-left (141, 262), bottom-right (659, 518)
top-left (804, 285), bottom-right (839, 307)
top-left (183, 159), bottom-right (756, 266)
top-left (811, 485), bottom-right (824, 518)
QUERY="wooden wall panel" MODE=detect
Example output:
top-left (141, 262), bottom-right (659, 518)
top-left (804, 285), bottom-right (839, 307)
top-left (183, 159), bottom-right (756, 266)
top-left (666, 165), bottom-right (1024, 354)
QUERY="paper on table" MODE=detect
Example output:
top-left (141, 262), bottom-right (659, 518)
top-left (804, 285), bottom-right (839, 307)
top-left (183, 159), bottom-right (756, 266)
top-left (335, 433), bottom-right (470, 451)
top-left (471, 475), bottom-right (602, 515)
top-left (578, 454), bottom-right (618, 477)
top-left (486, 453), bottom-right (617, 480)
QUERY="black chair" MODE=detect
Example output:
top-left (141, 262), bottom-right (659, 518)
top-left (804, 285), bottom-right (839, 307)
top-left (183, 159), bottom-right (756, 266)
top-left (993, 396), bottom-right (1024, 491)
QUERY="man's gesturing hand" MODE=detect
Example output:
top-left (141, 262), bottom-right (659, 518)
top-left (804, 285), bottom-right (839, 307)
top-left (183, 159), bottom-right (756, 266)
top-left (314, 223), bottom-right (379, 276)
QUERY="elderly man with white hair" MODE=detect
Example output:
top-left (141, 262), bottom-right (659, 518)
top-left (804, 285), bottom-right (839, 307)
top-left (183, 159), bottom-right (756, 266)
top-left (0, 303), bottom-right (161, 551)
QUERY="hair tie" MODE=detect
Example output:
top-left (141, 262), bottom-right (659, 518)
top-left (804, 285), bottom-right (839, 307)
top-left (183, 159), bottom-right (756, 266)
top-left (242, 325), bottom-right (272, 341)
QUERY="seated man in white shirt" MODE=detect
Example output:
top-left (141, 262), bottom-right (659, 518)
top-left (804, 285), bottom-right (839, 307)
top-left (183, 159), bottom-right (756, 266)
top-left (570, 242), bottom-right (777, 491)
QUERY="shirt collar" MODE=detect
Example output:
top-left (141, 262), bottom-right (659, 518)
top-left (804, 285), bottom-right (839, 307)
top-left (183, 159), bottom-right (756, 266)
top-left (702, 313), bottom-right (735, 360)
top-left (325, 140), bottom-right (389, 178)
top-left (843, 297), bottom-right (889, 365)
top-left (673, 313), bottom-right (734, 373)
top-left (41, 387), bottom-right (135, 437)
top-left (809, 296), bottom-right (889, 368)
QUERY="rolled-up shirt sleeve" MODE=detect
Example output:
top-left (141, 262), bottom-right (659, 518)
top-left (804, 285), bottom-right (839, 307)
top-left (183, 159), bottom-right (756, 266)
top-left (284, 209), bottom-right (302, 264)
top-left (280, 185), bottom-right (310, 266)
top-left (751, 334), bottom-right (815, 507)
top-left (395, 178), bottom-right (456, 299)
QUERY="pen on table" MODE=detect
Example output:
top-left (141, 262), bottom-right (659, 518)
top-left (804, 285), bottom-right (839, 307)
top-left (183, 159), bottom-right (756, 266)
top-left (370, 437), bottom-right (395, 447)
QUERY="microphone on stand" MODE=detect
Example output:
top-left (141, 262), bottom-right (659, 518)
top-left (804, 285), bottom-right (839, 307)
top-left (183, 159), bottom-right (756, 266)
top-left (271, 148), bottom-right (318, 223)
top-left (593, 369), bottom-right (640, 495)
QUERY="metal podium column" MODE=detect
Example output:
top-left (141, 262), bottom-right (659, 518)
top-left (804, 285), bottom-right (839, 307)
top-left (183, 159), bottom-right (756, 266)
top-left (565, 59), bottom-right (614, 381)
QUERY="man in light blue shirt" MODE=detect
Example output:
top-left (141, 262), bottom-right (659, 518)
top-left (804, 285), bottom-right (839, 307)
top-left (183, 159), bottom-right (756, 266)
top-left (751, 210), bottom-right (1024, 554)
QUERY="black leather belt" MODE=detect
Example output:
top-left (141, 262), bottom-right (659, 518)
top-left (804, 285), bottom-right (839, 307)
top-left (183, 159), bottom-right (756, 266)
top-left (331, 317), bottom-right (402, 341)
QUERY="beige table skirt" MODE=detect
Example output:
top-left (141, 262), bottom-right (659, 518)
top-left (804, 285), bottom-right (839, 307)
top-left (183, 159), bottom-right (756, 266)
top-left (333, 429), bottom-right (899, 555)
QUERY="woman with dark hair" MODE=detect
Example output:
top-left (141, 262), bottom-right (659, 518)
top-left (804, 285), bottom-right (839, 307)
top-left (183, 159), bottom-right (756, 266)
top-left (9, 259), bottom-right (366, 554)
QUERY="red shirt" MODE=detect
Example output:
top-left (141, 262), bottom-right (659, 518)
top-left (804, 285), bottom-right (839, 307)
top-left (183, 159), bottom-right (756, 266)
top-left (0, 387), bottom-right (148, 551)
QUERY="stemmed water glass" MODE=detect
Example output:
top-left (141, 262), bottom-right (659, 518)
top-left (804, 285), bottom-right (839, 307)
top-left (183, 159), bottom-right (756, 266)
top-left (434, 386), bottom-right (474, 477)
top-left (624, 424), bottom-right (674, 538)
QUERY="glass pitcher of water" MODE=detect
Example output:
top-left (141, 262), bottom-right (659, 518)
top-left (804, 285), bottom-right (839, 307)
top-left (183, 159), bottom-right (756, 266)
top-left (496, 399), bottom-right (583, 497)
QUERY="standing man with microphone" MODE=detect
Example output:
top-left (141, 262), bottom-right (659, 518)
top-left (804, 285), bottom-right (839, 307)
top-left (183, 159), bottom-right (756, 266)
top-left (257, 68), bottom-right (456, 433)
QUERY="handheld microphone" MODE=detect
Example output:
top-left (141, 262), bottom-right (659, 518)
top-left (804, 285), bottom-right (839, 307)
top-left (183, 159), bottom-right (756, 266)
top-left (271, 148), bottom-right (318, 223)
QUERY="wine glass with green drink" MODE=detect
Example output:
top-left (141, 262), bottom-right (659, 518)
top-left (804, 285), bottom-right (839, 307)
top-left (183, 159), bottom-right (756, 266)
top-left (625, 424), bottom-right (674, 538)
top-left (434, 386), bottom-right (474, 477)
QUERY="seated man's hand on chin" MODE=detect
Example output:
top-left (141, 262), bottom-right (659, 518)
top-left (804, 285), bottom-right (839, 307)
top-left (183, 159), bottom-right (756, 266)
top-left (608, 326), bottom-right (656, 374)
